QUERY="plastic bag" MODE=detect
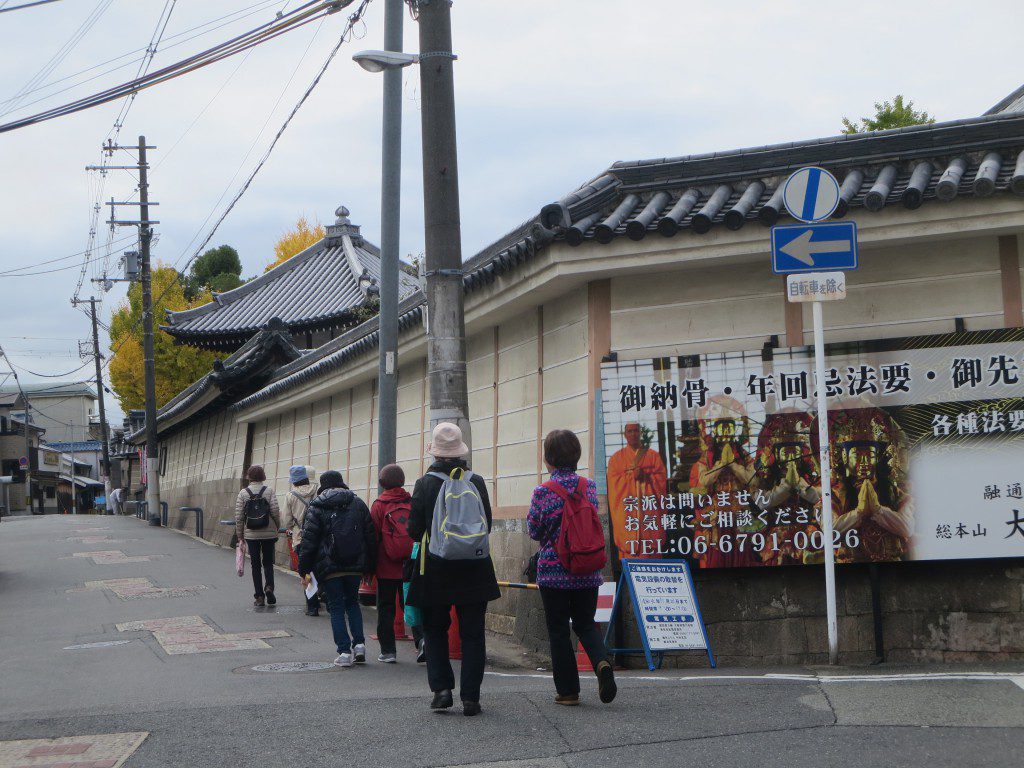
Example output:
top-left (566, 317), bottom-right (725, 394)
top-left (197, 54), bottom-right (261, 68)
top-left (403, 541), bottom-right (422, 629)
top-left (236, 539), bottom-right (247, 577)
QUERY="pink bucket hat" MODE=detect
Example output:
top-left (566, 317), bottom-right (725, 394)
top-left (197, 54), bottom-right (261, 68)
top-left (427, 422), bottom-right (469, 458)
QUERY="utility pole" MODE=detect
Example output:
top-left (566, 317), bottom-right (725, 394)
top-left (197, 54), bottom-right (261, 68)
top-left (0, 344), bottom-right (33, 512)
top-left (69, 421), bottom-right (77, 515)
top-left (73, 296), bottom-right (112, 512)
top-left (138, 136), bottom-right (161, 526)
top-left (377, 0), bottom-right (403, 479)
top-left (416, 0), bottom-right (471, 452)
top-left (95, 136), bottom-right (160, 524)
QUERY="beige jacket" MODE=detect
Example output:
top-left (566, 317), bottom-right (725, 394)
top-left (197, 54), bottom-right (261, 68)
top-left (235, 483), bottom-right (281, 541)
top-left (284, 484), bottom-right (317, 546)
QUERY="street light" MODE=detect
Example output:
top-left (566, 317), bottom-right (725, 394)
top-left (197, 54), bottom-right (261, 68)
top-left (352, 49), bottom-right (418, 73)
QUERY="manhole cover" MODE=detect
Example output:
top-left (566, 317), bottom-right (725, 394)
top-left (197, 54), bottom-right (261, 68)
top-left (64, 640), bottom-right (133, 650)
top-left (249, 661), bottom-right (336, 674)
top-left (269, 606), bottom-right (306, 615)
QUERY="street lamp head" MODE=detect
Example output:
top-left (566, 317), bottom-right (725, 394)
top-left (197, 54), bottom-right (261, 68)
top-left (352, 50), bottom-right (419, 73)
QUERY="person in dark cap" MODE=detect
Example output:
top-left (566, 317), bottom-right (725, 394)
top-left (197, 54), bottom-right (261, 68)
top-left (284, 465), bottom-right (319, 615)
top-left (297, 470), bottom-right (376, 667)
top-left (370, 463), bottom-right (422, 663)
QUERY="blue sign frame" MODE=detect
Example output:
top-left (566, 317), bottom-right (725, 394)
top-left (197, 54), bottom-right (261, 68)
top-left (771, 221), bottom-right (858, 274)
top-left (604, 559), bottom-right (716, 671)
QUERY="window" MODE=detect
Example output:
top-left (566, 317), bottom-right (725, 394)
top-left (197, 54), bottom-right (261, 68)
top-left (159, 445), bottom-right (168, 477)
top-left (1, 459), bottom-right (24, 483)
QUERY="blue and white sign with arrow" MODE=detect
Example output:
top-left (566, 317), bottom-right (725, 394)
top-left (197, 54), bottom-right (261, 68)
top-left (771, 221), bottom-right (858, 274)
top-left (783, 166), bottom-right (840, 223)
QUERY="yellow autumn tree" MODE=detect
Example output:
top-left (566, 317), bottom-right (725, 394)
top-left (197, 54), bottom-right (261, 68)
top-left (109, 264), bottom-right (218, 411)
top-left (264, 215), bottom-right (325, 272)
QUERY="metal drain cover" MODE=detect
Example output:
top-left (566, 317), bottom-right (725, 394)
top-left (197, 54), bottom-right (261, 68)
top-left (249, 661), bottom-right (336, 673)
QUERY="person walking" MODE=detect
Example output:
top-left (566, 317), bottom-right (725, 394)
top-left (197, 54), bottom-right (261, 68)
top-left (297, 470), bottom-right (376, 668)
top-left (235, 465), bottom-right (282, 608)
top-left (528, 429), bottom-right (617, 706)
top-left (284, 465), bottom-right (319, 616)
top-left (370, 463), bottom-right (424, 663)
top-left (407, 423), bottom-right (500, 717)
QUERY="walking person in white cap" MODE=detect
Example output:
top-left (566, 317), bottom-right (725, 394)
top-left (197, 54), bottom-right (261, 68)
top-left (406, 422), bottom-right (499, 717)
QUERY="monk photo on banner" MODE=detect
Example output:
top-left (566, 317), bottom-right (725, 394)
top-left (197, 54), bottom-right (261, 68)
top-left (607, 421), bottom-right (668, 560)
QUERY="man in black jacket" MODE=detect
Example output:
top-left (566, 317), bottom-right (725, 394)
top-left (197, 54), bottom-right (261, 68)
top-left (407, 423), bottom-right (500, 716)
top-left (298, 470), bottom-right (376, 667)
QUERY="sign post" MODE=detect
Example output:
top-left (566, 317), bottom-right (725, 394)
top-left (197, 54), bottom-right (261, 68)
top-left (774, 167), bottom-right (854, 665)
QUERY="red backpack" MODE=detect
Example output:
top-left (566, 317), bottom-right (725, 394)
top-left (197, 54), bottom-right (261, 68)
top-left (543, 478), bottom-right (608, 574)
top-left (381, 505), bottom-right (414, 562)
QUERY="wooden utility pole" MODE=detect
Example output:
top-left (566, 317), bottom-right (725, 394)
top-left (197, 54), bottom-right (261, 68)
top-left (138, 136), bottom-right (161, 525)
top-left (416, 0), bottom-right (471, 451)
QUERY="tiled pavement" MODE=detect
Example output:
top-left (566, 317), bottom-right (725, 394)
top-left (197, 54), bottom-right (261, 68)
top-left (70, 551), bottom-right (161, 565)
top-left (114, 615), bottom-right (289, 655)
top-left (0, 732), bottom-right (147, 768)
top-left (67, 578), bottom-right (206, 600)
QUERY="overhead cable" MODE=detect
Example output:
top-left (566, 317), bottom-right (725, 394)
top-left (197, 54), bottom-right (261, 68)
top-left (0, 0), bottom-right (341, 134)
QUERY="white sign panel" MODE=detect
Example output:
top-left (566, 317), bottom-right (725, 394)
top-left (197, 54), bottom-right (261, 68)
top-left (783, 166), bottom-right (840, 223)
top-left (787, 271), bottom-right (847, 302)
top-left (627, 561), bottom-right (708, 651)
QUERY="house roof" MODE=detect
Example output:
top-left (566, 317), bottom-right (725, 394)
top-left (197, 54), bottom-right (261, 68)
top-left (229, 107), bottom-right (1024, 414)
top-left (132, 319), bottom-right (302, 441)
top-left (162, 208), bottom-right (419, 349)
top-left (0, 382), bottom-right (96, 399)
top-left (986, 83), bottom-right (1024, 116)
top-left (45, 440), bottom-right (103, 453)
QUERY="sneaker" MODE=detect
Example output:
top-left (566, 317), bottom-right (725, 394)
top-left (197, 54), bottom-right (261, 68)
top-left (265, 589), bottom-right (276, 605)
top-left (596, 660), bottom-right (617, 704)
top-left (416, 641), bottom-right (426, 664)
top-left (335, 653), bottom-right (354, 668)
top-left (254, 596), bottom-right (265, 607)
top-left (353, 643), bottom-right (366, 663)
top-left (377, 653), bottom-right (397, 664)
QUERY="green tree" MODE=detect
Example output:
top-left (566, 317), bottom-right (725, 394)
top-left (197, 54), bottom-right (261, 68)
top-left (109, 264), bottom-right (217, 410)
top-left (842, 95), bottom-right (935, 134)
top-left (183, 245), bottom-right (243, 300)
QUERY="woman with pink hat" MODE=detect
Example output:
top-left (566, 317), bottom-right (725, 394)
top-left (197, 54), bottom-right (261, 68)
top-left (407, 422), bottom-right (500, 717)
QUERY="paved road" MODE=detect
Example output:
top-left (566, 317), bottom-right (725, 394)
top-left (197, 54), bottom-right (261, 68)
top-left (1, 514), bottom-right (1023, 767)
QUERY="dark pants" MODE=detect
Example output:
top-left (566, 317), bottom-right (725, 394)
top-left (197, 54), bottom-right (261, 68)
top-left (246, 538), bottom-right (276, 598)
top-left (421, 602), bottom-right (487, 703)
top-left (377, 577), bottom-right (423, 654)
top-left (322, 575), bottom-right (364, 654)
top-left (539, 586), bottom-right (609, 696)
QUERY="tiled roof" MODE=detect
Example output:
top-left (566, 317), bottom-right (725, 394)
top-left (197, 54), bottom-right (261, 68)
top-left (231, 110), bottom-right (1024, 412)
top-left (986, 83), bottom-right (1024, 116)
top-left (45, 440), bottom-right (103, 453)
top-left (0, 382), bottom-right (96, 398)
top-left (163, 208), bottom-right (419, 347)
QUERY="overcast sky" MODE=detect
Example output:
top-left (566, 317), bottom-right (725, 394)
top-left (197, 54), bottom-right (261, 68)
top-left (0, 0), bottom-right (1020, 422)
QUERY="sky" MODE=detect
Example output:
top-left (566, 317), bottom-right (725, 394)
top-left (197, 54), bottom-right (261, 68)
top-left (0, 0), bottom-right (1020, 426)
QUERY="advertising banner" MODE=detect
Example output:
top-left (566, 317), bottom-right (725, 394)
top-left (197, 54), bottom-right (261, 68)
top-left (601, 328), bottom-right (1024, 568)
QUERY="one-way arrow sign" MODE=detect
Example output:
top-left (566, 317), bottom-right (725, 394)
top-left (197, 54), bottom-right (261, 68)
top-left (771, 221), bottom-right (858, 274)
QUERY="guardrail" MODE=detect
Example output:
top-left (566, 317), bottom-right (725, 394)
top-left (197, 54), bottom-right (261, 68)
top-left (180, 507), bottom-right (204, 539)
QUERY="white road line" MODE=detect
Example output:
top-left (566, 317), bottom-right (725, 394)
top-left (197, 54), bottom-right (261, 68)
top-left (486, 670), bottom-right (1024, 686)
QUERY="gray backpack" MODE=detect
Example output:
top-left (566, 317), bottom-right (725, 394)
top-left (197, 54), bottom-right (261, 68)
top-left (427, 468), bottom-right (489, 560)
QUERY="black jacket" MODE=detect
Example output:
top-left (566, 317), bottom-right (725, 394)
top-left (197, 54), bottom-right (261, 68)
top-left (297, 488), bottom-right (376, 579)
top-left (407, 459), bottom-right (501, 607)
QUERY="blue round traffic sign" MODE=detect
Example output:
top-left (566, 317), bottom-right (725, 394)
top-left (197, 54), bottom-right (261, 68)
top-left (783, 167), bottom-right (840, 223)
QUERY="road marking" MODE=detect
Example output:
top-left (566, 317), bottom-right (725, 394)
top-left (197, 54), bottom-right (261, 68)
top-left (486, 670), bottom-right (1024, 686)
top-left (115, 615), bottom-right (288, 655)
top-left (71, 550), bottom-right (161, 564)
top-left (64, 640), bottom-right (134, 650)
top-left (68, 578), bottom-right (206, 600)
top-left (0, 731), bottom-right (146, 767)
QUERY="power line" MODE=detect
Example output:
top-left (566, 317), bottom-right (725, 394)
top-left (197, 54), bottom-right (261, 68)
top-left (0, 233), bottom-right (137, 276)
top-left (98, 0), bottom-right (373, 382)
top-left (0, 0), bottom-right (64, 13)
top-left (0, 0), bottom-right (342, 134)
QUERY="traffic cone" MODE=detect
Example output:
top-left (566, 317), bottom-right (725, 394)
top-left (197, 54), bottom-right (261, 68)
top-left (448, 605), bottom-right (462, 660)
top-left (575, 640), bottom-right (593, 672)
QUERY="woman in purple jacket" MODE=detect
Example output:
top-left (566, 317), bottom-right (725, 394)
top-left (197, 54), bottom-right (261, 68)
top-left (528, 429), bottom-right (617, 706)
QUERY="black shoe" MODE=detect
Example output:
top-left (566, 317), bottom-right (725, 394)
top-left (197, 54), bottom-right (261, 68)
top-left (596, 660), bottom-right (617, 704)
top-left (265, 589), bottom-right (276, 605)
top-left (430, 689), bottom-right (453, 711)
top-left (462, 701), bottom-right (481, 717)
top-left (304, 607), bottom-right (319, 617)
top-left (416, 642), bottom-right (426, 664)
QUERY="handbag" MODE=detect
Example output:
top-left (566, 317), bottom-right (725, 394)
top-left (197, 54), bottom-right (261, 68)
top-left (236, 539), bottom-right (247, 577)
top-left (403, 540), bottom-right (424, 629)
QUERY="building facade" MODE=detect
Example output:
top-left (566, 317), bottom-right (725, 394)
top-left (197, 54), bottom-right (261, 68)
top-left (140, 95), bottom-right (1024, 665)
top-left (0, 382), bottom-right (99, 443)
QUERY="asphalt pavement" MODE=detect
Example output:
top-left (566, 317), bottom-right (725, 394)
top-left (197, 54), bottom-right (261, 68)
top-left (1, 513), bottom-right (1023, 767)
